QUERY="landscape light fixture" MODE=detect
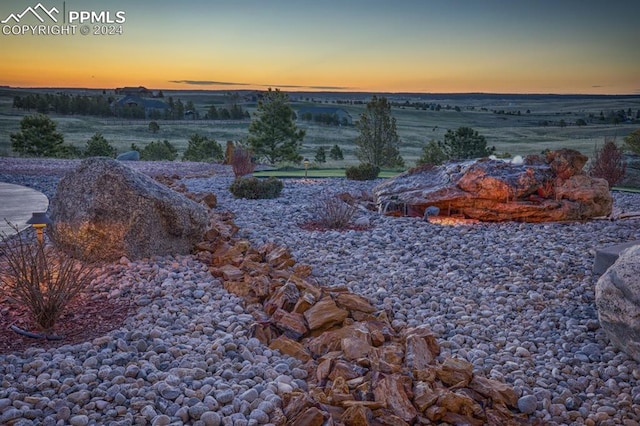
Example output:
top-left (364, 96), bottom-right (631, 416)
top-left (303, 158), bottom-right (310, 178)
top-left (26, 212), bottom-right (52, 245)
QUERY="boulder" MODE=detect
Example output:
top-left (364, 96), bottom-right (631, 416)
top-left (373, 149), bottom-right (612, 222)
top-left (116, 150), bottom-right (140, 161)
top-left (595, 245), bottom-right (640, 361)
top-left (50, 157), bottom-right (209, 261)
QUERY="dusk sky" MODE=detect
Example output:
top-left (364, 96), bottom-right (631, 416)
top-left (1, 0), bottom-right (639, 94)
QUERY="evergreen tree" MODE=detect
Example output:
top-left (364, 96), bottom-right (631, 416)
top-left (248, 88), bottom-right (305, 164)
top-left (354, 96), bottom-right (404, 167)
top-left (84, 132), bottom-right (117, 158)
top-left (329, 144), bottom-right (344, 161)
top-left (10, 114), bottom-right (64, 157)
top-left (315, 146), bottom-right (327, 163)
top-left (182, 134), bottom-right (223, 162)
top-left (438, 127), bottom-right (495, 160)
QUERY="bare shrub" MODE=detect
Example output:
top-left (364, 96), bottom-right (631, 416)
top-left (0, 225), bottom-right (97, 333)
top-left (309, 191), bottom-right (357, 229)
top-left (589, 137), bottom-right (626, 187)
top-left (231, 146), bottom-right (255, 177)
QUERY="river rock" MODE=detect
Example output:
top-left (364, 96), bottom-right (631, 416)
top-left (373, 149), bottom-right (612, 222)
top-left (595, 244), bottom-right (640, 361)
top-left (50, 157), bottom-right (209, 261)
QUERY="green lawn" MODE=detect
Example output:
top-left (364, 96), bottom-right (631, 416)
top-left (253, 168), bottom-right (400, 178)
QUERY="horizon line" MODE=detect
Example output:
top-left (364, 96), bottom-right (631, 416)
top-left (1, 84), bottom-right (639, 97)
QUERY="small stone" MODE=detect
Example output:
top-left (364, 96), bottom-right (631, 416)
top-left (215, 389), bottom-right (234, 404)
top-left (69, 415), bottom-right (89, 426)
top-left (151, 415), bottom-right (171, 426)
top-left (249, 409), bottom-right (270, 423)
top-left (518, 395), bottom-right (538, 414)
top-left (200, 411), bottom-right (221, 426)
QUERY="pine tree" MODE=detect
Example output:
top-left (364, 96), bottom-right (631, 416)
top-left (354, 96), bottom-right (403, 167)
top-left (248, 88), bottom-right (305, 164)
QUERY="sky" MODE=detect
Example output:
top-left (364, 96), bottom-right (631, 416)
top-left (1, 0), bottom-right (639, 94)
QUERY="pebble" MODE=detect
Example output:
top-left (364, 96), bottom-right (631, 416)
top-left (2, 165), bottom-right (640, 424)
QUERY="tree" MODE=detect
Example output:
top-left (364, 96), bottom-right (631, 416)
top-left (417, 140), bottom-right (447, 166)
top-left (207, 105), bottom-right (219, 119)
top-left (182, 134), bottom-right (223, 162)
top-left (148, 121), bottom-right (160, 134)
top-left (438, 127), bottom-right (495, 160)
top-left (10, 114), bottom-right (64, 157)
top-left (248, 88), bottom-right (305, 164)
top-left (84, 133), bottom-right (116, 158)
top-left (139, 140), bottom-right (178, 161)
top-left (624, 129), bottom-right (640, 154)
top-left (315, 146), bottom-right (326, 163)
top-left (589, 137), bottom-right (626, 187)
top-left (354, 96), bottom-right (404, 168)
top-left (329, 144), bottom-right (344, 161)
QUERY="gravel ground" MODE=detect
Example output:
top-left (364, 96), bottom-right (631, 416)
top-left (2, 158), bottom-right (640, 425)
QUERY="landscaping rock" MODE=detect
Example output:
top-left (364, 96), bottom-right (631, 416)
top-left (595, 244), bottom-right (640, 361)
top-left (373, 149), bottom-right (612, 222)
top-left (50, 157), bottom-right (208, 261)
top-left (116, 150), bottom-right (140, 161)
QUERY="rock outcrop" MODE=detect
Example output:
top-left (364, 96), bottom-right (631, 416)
top-left (595, 244), bottom-right (640, 362)
top-left (50, 157), bottom-right (209, 261)
top-left (373, 149), bottom-right (612, 222)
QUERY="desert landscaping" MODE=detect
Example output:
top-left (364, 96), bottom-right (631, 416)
top-left (1, 153), bottom-right (640, 425)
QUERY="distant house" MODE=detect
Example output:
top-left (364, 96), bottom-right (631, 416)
top-left (297, 106), bottom-right (353, 126)
top-left (115, 86), bottom-right (154, 97)
top-left (113, 95), bottom-right (168, 118)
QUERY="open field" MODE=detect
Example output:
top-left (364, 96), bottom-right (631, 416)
top-left (0, 88), bottom-right (638, 166)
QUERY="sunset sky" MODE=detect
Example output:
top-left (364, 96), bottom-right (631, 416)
top-left (1, 0), bottom-right (639, 94)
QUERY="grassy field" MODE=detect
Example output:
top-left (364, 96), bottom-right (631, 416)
top-left (253, 168), bottom-right (400, 178)
top-left (0, 88), bottom-right (638, 166)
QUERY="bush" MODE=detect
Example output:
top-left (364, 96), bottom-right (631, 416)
top-left (138, 140), bottom-right (178, 161)
top-left (229, 176), bottom-right (283, 199)
top-left (345, 163), bottom-right (380, 181)
top-left (0, 225), bottom-right (97, 332)
top-left (182, 134), bottom-right (223, 162)
top-left (416, 140), bottom-right (447, 166)
top-left (309, 191), bottom-right (357, 229)
top-left (624, 129), bottom-right (640, 154)
top-left (231, 146), bottom-right (255, 177)
top-left (84, 133), bottom-right (117, 158)
top-left (589, 137), bottom-right (626, 187)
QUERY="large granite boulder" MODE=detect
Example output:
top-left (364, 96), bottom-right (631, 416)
top-left (595, 244), bottom-right (640, 362)
top-left (50, 157), bottom-right (209, 261)
top-left (373, 149), bottom-right (612, 222)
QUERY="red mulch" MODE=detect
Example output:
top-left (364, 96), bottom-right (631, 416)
top-left (0, 291), bottom-right (132, 355)
top-left (298, 221), bottom-right (371, 232)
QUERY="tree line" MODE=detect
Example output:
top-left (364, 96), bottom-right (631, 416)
top-left (11, 92), bottom-right (250, 121)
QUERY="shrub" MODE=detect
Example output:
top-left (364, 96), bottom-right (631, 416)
top-left (84, 132), bottom-right (117, 158)
top-left (231, 146), bottom-right (255, 177)
top-left (0, 225), bottom-right (97, 332)
top-left (624, 129), bottom-right (640, 154)
top-left (309, 191), bottom-right (357, 229)
top-left (416, 140), bottom-right (447, 166)
top-left (229, 176), bottom-right (283, 199)
top-left (589, 137), bottom-right (626, 187)
top-left (182, 134), bottom-right (223, 162)
top-left (139, 140), bottom-right (178, 161)
top-left (345, 163), bottom-right (380, 181)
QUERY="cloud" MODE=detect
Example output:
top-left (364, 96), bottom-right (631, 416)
top-left (169, 79), bottom-right (353, 91)
top-left (169, 80), bottom-right (251, 86)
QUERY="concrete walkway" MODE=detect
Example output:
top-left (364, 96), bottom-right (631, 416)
top-left (0, 182), bottom-right (50, 237)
